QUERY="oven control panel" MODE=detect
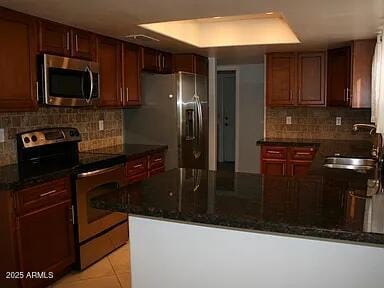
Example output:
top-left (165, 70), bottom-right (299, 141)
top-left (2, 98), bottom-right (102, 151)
top-left (18, 127), bottom-right (81, 148)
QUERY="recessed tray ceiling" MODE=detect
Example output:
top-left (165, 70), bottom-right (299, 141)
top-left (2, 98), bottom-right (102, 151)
top-left (140, 13), bottom-right (300, 48)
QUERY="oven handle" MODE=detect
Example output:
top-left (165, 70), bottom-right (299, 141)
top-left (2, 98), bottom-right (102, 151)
top-left (85, 66), bottom-right (94, 103)
top-left (77, 164), bottom-right (123, 179)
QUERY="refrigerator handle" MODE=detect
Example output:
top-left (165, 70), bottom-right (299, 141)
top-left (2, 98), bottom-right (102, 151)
top-left (193, 95), bottom-right (203, 159)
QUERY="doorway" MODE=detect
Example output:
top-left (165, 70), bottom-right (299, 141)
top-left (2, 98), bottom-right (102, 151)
top-left (217, 70), bottom-right (236, 172)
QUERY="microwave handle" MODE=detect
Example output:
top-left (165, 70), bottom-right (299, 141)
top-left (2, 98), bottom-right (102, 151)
top-left (86, 66), bottom-right (94, 103)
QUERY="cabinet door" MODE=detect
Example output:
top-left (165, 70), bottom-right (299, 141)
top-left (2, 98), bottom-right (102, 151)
top-left (288, 161), bottom-right (312, 177)
top-left (17, 200), bottom-right (75, 288)
top-left (327, 46), bottom-right (351, 106)
top-left (297, 52), bottom-right (325, 106)
top-left (122, 43), bottom-right (141, 106)
top-left (160, 52), bottom-right (172, 73)
top-left (39, 20), bottom-right (71, 56)
top-left (266, 53), bottom-right (296, 106)
top-left (141, 47), bottom-right (159, 72)
top-left (98, 36), bottom-right (122, 107)
top-left (350, 39), bottom-right (375, 108)
top-left (194, 55), bottom-right (208, 76)
top-left (261, 159), bottom-right (286, 176)
top-left (0, 8), bottom-right (37, 112)
top-left (173, 54), bottom-right (194, 73)
top-left (71, 29), bottom-right (96, 60)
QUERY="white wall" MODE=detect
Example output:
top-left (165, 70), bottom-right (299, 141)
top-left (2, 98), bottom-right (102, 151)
top-left (130, 216), bottom-right (384, 288)
top-left (217, 64), bottom-right (264, 173)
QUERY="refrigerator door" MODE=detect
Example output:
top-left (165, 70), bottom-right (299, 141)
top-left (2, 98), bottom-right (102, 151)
top-left (178, 72), bottom-right (208, 169)
top-left (123, 73), bottom-right (179, 169)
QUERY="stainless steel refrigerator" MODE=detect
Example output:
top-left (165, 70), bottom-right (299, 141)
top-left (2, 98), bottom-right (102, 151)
top-left (123, 72), bottom-right (208, 169)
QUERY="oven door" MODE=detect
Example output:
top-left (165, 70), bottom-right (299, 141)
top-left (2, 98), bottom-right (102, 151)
top-left (43, 54), bottom-right (99, 107)
top-left (76, 164), bottom-right (127, 243)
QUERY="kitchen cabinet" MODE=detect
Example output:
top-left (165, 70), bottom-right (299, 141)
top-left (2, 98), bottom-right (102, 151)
top-left (327, 46), bottom-right (351, 107)
top-left (266, 52), bottom-right (325, 107)
top-left (0, 7), bottom-right (38, 112)
top-left (15, 177), bottom-right (75, 288)
top-left (122, 43), bottom-right (141, 106)
top-left (98, 36), bottom-right (122, 107)
top-left (126, 152), bottom-right (165, 183)
top-left (141, 47), bottom-right (172, 73)
top-left (266, 53), bottom-right (296, 106)
top-left (297, 52), bottom-right (326, 106)
top-left (261, 145), bottom-right (316, 177)
top-left (39, 20), bottom-right (96, 60)
top-left (173, 54), bottom-right (208, 75)
top-left (350, 39), bottom-right (376, 108)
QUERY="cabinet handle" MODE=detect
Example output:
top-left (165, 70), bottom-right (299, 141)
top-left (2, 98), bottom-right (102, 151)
top-left (346, 88), bottom-right (350, 102)
top-left (69, 205), bottom-right (75, 224)
top-left (153, 158), bottom-right (162, 162)
top-left (162, 55), bottom-right (165, 70)
top-left (296, 152), bottom-right (311, 156)
top-left (75, 34), bottom-right (79, 52)
top-left (267, 150), bottom-right (281, 154)
top-left (66, 32), bottom-right (70, 51)
top-left (126, 87), bottom-right (129, 102)
top-left (39, 189), bottom-right (57, 197)
top-left (133, 164), bottom-right (143, 168)
top-left (36, 81), bottom-right (39, 102)
top-left (343, 88), bottom-right (346, 102)
top-left (120, 87), bottom-right (123, 104)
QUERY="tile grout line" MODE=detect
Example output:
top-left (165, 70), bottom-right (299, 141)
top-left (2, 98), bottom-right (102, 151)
top-left (107, 256), bottom-right (124, 288)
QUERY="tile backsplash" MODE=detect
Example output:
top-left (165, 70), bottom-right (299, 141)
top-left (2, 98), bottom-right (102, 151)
top-left (265, 107), bottom-right (372, 140)
top-left (0, 107), bottom-right (123, 166)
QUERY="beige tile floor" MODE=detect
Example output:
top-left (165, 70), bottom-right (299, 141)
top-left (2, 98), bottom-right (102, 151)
top-left (51, 243), bottom-right (131, 288)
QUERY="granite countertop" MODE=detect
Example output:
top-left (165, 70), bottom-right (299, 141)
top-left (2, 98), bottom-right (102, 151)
top-left (0, 144), bottom-right (168, 191)
top-left (91, 168), bottom-right (384, 246)
top-left (86, 144), bottom-right (168, 160)
top-left (256, 138), bottom-right (323, 147)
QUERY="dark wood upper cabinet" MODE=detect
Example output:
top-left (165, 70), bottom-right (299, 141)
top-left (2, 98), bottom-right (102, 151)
top-left (141, 47), bottom-right (172, 73)
top-left (327, 46), bottom-right (351, 107)
top-left (173, 54), bottom-right (208, 75)
top-left (266, 53), bottom-right (296, 106)
top-left (39, 20), bottom-right (96, 60)
top-left (98, 36), bottom-right (122, 107)
top-left (122, 43), bottom-right (141, 106)
top-left (350, 39), bottom-right (376, 108)
top-left (38, 20), bottom-right (71, 57)
top-left (297, 52), bottom-right (325, 106)
top-left (0, 7), bottom-right (38, 112)
top-left (70, 28), bottom-right (96, 60)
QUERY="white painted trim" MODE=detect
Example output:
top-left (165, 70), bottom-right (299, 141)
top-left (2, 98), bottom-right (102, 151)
top-left (263, 54), bottom-right (267, 138)
top-left (208, 57), bottom-right (217, 171)
top-left (217, 65), bottom-right (240, 172)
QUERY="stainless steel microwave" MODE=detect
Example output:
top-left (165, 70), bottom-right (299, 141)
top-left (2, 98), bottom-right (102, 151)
top-left (39, 54), bottom-right (100, 107)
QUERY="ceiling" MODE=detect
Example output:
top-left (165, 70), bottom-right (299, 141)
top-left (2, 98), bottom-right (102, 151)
top-left (1, 0), bottom-right (384, 64)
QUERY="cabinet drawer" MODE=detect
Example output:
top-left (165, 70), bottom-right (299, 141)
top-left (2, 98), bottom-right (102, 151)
top-left (16, 177), bottom-right (71, 215)
top-left (149, 166), bottom-right (165, 177)
top-left (127, 172), bottom-right (147, 184)
top-left (290, 147), bottom-right (316, 160)
top-left (126, 157), bottom-right (147, 177)
top-left (261, 146), bottom-right (287, 159)
top-left (149, 153), bottom-right (165, 169)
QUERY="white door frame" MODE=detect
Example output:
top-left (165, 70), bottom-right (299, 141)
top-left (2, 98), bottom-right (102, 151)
top-left (217, 65), bottom-right (240, 172)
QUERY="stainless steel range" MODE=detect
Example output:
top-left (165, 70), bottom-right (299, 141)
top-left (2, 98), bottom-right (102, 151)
top-left (16, 127), bottom-right (128, 270)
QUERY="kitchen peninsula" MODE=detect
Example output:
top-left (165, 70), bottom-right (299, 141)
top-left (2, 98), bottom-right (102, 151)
top-left (91, 140), bottom-right (384, 288)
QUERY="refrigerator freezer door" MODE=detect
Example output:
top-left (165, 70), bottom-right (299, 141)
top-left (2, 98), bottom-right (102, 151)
top-left (178, 72), bottom-right (208, 169)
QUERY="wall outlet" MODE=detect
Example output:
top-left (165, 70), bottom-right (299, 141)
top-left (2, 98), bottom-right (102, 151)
top-left (336, 117), bottom-right (342, 126)
top-left (0, 129), bottom-right (4, 143)
top-left (98, 120), bottom-right (104, 131)
top-left (286, 116), bottom-right (292, 125)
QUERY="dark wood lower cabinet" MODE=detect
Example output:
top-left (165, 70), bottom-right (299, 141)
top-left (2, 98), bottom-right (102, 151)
top-left (17, 201), bottom-right (75, 288)
top-left (261, 159), bottom-right (286, 176)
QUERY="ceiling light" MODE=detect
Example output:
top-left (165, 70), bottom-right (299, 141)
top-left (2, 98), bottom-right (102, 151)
top-left (212, 16), bottom-right (222, 19)
top-left (265, 12), bottom-right (274, 15)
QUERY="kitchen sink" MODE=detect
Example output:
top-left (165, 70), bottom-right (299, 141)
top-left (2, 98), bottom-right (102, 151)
top-left (323, 156), bottom-right (376, 172)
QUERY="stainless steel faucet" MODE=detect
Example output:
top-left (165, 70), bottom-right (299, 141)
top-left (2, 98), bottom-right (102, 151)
top-left (352, 123), bottom-right (382, 159)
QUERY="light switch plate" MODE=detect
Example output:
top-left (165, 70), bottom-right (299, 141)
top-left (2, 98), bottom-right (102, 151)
top-left (286, 116), bottom-right (292, 125)
top-left (98, 120), bottom-right (104, 131)
top-left (0, 129), bottom-right (4, 143)
top-left (336, 117), bottom-right (342, 126)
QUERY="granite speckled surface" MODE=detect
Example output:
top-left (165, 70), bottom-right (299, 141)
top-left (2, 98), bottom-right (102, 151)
top-left (0, 144), bottom-right (167, 190)
top-left (91, 168), bottom-right (384, 246)
top-left (90, 139), bottom-right (384, 246)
